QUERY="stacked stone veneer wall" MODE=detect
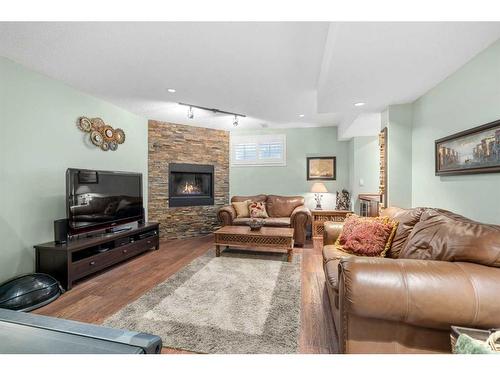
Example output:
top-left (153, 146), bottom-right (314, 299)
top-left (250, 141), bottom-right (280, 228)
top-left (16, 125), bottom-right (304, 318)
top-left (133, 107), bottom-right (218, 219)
top-left (148, 120), bottom-right (229, 239)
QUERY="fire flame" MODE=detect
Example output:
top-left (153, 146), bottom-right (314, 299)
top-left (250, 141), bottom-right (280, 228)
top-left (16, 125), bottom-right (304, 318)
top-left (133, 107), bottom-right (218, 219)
top-left (181, 181), bottom-right (201, 194)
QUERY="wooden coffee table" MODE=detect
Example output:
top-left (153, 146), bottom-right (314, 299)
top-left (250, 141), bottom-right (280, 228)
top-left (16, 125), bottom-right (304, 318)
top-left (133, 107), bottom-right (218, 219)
top-left (214, 226), bottom-right (295, 262)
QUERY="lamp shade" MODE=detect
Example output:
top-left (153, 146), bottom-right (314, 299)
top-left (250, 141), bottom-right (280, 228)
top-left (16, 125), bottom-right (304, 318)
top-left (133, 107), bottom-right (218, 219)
top-left (310, 182), bottom-right (328, 193)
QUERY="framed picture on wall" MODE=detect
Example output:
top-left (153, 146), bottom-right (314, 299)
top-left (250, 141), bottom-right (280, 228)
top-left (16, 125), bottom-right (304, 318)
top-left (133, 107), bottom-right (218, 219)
top-left (435, 119), bottom-right (500, 176)
top-left (307, 156), bottom-right (336, 180)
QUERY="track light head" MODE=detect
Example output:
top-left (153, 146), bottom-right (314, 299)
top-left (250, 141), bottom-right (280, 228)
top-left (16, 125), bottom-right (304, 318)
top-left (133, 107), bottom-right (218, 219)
top-left (178, 102), bottom-right (246, 126)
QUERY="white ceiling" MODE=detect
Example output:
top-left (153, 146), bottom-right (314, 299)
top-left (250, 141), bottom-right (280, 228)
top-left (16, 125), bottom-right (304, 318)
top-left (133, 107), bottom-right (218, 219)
top-left (318, 22), bottom-right (500, 138)
top-left (1, 22), bottom-right (500, 134)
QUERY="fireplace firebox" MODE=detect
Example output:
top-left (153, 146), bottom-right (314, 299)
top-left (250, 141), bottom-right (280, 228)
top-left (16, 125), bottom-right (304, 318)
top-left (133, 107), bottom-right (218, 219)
top-left (168, 163), bottom-right (214, 207)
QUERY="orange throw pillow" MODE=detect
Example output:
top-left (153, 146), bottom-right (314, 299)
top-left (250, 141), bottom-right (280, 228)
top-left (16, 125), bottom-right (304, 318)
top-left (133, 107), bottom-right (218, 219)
top-left (335, 214), bottom-right (398, 257)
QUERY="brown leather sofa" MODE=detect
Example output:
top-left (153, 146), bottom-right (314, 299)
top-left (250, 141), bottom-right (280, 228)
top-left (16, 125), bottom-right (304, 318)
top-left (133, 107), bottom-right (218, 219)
top-left (217, 194), bottom-right (311, 246)
top-left (323, 207), bottom-right (500, 353)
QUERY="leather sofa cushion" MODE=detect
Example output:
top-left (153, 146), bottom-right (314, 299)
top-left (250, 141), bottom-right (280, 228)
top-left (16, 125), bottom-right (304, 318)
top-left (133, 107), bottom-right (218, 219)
top-left (380, 207), bottom-right (425, 258)
top-left (233, 218), bottom-right (255, 226)
top-left (324, 259), bottom-right (340, 291)
top-left (323, 243), bottom-right (353, 292)
top-left (266, 195), bottom-right (304, 218)
top-left (323, 244), bottom-right (354, 263)
top-left (323, 221), bottom-right (344, 246)
top-left (233, 217), bottom-right (291, 227)
top-left (231, 195), bottom-right (267, 203)
top-left (263, 217), bottom-right (291, 227)
top-left (399, 208), bottom-right (500, 267)
top-left (339, 257), bottom-right (500, 330)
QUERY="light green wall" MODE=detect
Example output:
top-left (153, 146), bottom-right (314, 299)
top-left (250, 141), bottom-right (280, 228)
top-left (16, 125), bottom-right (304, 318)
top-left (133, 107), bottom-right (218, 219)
top-left (230, 127), bottom-right (349, 209)
top-left (412, 39), bottom-right (500, 224)
top-left (0, 57), bottom-right (148, 283)
top-left (386, 104), bottom-right (413, 208)
top-left (348, 136), bottom-right (380, 213)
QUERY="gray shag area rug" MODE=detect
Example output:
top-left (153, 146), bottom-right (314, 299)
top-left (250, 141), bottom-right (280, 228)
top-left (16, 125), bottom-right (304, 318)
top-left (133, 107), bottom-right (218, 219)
top-left (103, 249), bottom-right (301, 354)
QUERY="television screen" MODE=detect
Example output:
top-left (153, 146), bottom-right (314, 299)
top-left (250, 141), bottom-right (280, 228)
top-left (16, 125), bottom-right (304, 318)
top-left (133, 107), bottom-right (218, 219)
top-left (66, 169), bottom-right (143, 233)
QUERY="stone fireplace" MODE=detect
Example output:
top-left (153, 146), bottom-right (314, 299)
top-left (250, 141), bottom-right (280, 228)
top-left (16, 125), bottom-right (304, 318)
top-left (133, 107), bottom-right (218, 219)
top-left (148, 120), bottom-right (229, 239)
top-left (168, 163), bottom-right (214, 207)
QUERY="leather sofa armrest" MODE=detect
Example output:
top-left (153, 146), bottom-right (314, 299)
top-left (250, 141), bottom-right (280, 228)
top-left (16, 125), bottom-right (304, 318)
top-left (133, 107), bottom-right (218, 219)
top-left (217, 205), bottom-right (235, 225)
top-left (290, 205), bottom-right (311, 247)
top-left (290, 205), bottom-right (311, 226)
top-left (339, 257), bottom-right (500, 330)
top-left (323, 221), bottom-right (344, 245)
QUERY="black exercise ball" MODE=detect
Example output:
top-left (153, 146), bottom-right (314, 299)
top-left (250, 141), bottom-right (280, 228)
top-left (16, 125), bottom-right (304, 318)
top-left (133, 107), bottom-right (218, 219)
top-left (0, 273), bottom-right (63, 311)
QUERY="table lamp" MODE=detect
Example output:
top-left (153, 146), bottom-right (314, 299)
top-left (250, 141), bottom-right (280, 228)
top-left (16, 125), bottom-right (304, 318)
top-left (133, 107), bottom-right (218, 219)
top-left (311, 182), bottom-right (328, 210)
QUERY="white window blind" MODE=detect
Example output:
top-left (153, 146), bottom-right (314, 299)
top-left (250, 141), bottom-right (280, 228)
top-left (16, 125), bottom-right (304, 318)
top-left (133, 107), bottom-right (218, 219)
top-left (231, 134), bottom-right (286, 166)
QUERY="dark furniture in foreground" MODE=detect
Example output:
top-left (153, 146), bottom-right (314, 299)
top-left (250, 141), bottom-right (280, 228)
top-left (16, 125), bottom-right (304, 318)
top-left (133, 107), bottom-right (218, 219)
top-left (34, 222), bottom-right (159, 290)
top-left (323, 207), bottom-right (500, 353)
top-left (0, 308), bottom-right (161, 354)
top-left (217, 195), bottom-right (311, 246)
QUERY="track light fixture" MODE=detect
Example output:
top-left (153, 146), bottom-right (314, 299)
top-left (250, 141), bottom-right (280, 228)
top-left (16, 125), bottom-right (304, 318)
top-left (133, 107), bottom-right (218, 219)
top-left (178, 102), bottom-right (246, 126)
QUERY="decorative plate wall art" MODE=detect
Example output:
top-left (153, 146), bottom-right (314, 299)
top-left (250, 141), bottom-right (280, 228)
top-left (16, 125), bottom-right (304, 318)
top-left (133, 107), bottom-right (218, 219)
top-left (77, 117), bottom-right (126, 151)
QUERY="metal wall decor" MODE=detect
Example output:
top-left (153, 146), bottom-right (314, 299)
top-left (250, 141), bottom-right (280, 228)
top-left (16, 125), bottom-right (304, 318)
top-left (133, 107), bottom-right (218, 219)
top-left (77, 117), bottom-right (126, 151)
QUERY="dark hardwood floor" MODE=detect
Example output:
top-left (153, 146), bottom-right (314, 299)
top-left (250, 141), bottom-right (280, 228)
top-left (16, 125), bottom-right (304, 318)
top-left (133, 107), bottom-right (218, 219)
top-left (34, 234), bottom-right (338, 354)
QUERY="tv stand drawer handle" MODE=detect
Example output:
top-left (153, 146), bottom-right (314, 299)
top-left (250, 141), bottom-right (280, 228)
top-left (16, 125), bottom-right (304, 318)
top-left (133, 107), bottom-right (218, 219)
top-left (122, 249), bottom-right (128, 254)
top-left (89, 261), bottom-right (96, 266)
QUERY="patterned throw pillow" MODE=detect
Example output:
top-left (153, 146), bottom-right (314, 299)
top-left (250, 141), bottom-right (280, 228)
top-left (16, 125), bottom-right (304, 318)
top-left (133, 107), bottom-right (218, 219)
top-left (335, 214), bottom-right (399, 257)
top-left (248, 201), bottom-right (269, 218)
top-left (232, 200), bottom-right (251, 218)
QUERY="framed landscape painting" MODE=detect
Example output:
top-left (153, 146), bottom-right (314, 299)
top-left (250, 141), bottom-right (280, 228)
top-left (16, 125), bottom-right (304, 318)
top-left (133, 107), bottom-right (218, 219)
top-left (435, 119), bottom-right (500, 176)
top-left (307, 156), bottom-right (336, 180)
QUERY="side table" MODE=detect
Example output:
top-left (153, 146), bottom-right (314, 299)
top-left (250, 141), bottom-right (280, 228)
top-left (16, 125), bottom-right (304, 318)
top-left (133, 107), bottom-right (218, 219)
top-left (311, 209), bottom-right (352, 239)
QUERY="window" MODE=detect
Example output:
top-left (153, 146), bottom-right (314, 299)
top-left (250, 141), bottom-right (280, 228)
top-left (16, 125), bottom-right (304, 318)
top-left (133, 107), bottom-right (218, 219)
top-left (231, 134), bottom-right (286, 166)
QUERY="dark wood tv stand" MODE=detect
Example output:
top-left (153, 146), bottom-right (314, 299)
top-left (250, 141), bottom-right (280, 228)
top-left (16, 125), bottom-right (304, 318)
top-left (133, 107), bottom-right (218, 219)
top-left (34, 222), bottom-right (159, 290)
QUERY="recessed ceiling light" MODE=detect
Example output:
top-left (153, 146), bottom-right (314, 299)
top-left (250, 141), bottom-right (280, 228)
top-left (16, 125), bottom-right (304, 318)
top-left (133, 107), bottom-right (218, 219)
top-left (298, 114), bottom-right (305, 118)
top-left (354, 102), bottom-right (365, 107)
top-left (167, 88), bottom-right (176, 93)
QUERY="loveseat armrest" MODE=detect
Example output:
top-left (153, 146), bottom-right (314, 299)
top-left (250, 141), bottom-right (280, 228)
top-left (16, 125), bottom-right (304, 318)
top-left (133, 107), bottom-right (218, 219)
top-left (323, 221), bottom-right (344, 245)
top-left (290, 205), bottom-right (311, 226)
top-left (289, 205), bottom-right (311, 247)
top-left (338, 257), bottom-right (500, 331)
top-left (217, 205), bottom-right (236, 226)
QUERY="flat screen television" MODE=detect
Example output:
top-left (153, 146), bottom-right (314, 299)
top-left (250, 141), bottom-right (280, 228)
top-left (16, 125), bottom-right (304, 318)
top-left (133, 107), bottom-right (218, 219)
top-left (66, 168), bottom-right (144, 234)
